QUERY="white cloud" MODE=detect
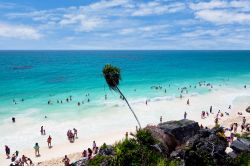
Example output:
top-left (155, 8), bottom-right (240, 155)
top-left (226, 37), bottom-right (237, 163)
top-left (120, 24), bottom-right (168, 35)
top-left (190, 0), bottom-right (250, 24)
top-left (132, 2), bottom-right (185, 16)
top-left (190, 0), bottom-right (228, 10)
top-left (0, 23), bottom-right (42, 40)
top-left (89, 0), bottom-right (130, 10)
top-left (59, 13), bottom-right (104, 32)
top-left (195, 9), bottom-right (250, 24)
top-left (0, 2), bottom-right (16, 9)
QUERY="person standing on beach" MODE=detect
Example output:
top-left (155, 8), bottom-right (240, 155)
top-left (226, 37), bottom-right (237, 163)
top-left (187, 99), bottom-right (190, 105)
top-left (243, 117), bottom-right (246, 125)
top-left (34, 143), bottom-right (40, 157)
top-left (40, 126), bottom-right (43, 135)
top-left (47, 135), bottom-right (52, 148)
top-left (93, 141), bottom-right (96, 150)
top-left (62, 155), bottom-right (70, 166)
top-left (5, 145), bottom-right (10, 159)
top-left (184, 111), bottom-right (187, 119)
top-left (210, 106), bottom-right (213, 113)
top-left (160, 116), bottom-right (162, 124)
top-left (73, 128), bottom-right (77, 138)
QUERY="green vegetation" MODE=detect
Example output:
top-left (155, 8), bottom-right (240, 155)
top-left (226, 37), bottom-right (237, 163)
top-left (102, 64), bottom-right (141, 128)
top-left (87, 129), bottom-right (166, 166)
top-left (233, 152), bottom-right (250, 166)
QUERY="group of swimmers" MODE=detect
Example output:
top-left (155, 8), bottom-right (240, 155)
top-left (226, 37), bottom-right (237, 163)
top-left (12, 99), bottom-right (24, 105)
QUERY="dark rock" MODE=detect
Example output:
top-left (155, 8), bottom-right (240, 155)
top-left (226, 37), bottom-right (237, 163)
top-left (230, 138), bottom-right (250, 153)
top-left (175, 126), bottom-right (230, 166)
top-left (158, 119), bottom-right (200, 144)
top-left (99, 144), bottom-right (114, 156)
top-left (246, 106), bottom-right (250, 113)
top-left (210, 127), bottom-right (224, 134)
top-left (146, 125), bottom-right (177, 155)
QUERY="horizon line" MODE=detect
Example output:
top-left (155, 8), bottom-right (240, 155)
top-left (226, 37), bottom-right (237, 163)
top-left (0, 49), bottom-right (250, 51)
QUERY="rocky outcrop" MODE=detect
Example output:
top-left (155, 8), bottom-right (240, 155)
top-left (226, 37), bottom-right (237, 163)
top-left (169, 127), bottom-right (232, 166)
top-left (230, 138), bottom-right (250, 153)
top-left (158, 119), bottom-right (200, 144)
top-left (146, 125), bottom-right (177, 155)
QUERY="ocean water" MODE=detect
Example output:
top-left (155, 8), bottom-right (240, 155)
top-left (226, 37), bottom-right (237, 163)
top-left (1, 50), bottom-right (250, 151)
top-left (0, 50), bottom-right (250, 122)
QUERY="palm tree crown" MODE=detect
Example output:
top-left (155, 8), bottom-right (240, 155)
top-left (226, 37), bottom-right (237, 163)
top-left (103, 64), bottom-right (121, 91)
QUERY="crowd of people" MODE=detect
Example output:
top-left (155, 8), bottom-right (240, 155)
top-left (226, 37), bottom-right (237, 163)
top-left (61, 141), bottom-right (99, 166)
top-left (4, 146), bottom-right (33, 166)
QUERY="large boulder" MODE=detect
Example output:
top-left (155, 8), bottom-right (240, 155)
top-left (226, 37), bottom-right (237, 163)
top-left (146, 125), bottom-right (177, 155)
top-left (158, 119), bottom-right (200, 144)
top-left (230, 138), bottom-right (250, 153)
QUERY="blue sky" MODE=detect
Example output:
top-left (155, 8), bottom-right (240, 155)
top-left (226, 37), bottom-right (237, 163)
top-left (0, 0), bottom-right (250, 50)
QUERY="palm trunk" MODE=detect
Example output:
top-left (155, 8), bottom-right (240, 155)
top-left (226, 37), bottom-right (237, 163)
top-left (116, 87), bottom-right (142, 129)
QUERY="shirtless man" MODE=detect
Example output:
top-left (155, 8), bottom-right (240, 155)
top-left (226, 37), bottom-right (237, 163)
top-left (62, 155), bottom-right (70, 166)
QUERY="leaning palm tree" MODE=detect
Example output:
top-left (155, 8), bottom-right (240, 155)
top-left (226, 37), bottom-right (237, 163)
top-left (102, 64), bottom-right (141, 129)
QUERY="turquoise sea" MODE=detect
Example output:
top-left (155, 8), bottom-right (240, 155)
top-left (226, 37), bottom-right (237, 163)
top-left (0, 50), bottom-right (250, 122)
top-left (0, 51), bottom-right (250, 149)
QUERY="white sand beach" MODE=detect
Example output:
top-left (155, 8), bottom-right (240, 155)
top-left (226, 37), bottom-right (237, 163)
top-left (1, 86), bottom-right (250, 165)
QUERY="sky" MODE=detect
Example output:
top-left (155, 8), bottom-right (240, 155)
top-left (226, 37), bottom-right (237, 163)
top-left (0, 0), bottom-right (250, 50)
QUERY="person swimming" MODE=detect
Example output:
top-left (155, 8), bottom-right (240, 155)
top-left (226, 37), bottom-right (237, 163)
top-left (12, 117), bottom-right (15, 123)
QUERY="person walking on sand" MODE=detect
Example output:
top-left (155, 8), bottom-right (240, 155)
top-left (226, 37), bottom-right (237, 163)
top-left (184, 111), bottom-right (187, 119)
top-left (187, 99), bottom-right (190, 105)
top-left (47, 135), bottom-right (52, 148)
top-left (5, 145), bottom-right (10, 159)
top-left (62, 155), bottom-right (70, 166)
top-left (34, 143), bottom-right (40, 157)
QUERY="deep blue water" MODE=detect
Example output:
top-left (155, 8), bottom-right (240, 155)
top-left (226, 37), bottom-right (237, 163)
top-left (0, 50), bottom-right (250, 119)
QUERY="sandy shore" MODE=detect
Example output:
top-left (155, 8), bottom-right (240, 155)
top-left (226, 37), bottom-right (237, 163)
top-left (1, 86), bottom-right (250, 165)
